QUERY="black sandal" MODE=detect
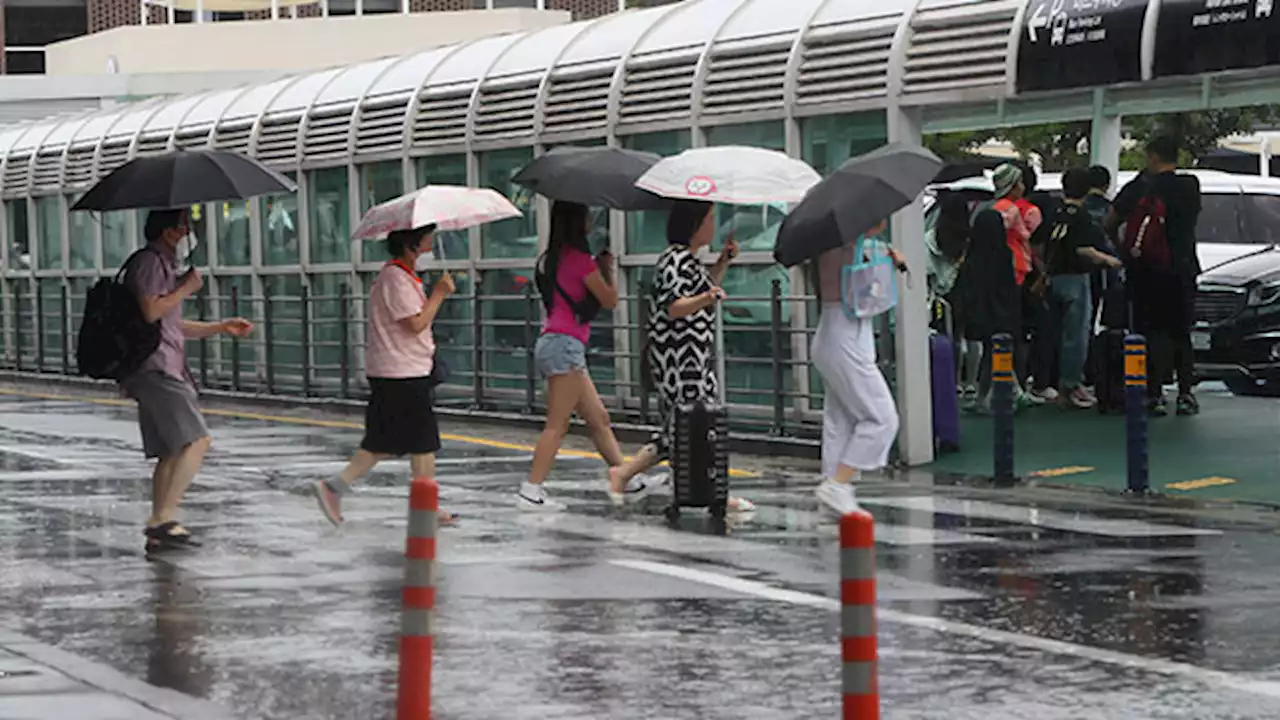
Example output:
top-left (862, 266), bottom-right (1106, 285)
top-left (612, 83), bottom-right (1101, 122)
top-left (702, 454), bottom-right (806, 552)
top-left (144, 522), bottom-right (202, 552)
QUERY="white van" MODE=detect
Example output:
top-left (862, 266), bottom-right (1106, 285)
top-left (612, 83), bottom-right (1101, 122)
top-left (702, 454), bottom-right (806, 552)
top-left (926, 169), bottom-right (1280, 274)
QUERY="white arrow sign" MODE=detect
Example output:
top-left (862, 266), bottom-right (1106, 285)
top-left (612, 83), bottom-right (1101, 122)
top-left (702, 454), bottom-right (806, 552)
top-left (1027, 1), bottom-right (1050, 42)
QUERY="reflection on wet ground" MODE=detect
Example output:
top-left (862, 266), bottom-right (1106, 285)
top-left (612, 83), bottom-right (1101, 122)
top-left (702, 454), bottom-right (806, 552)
top-left (1, 396), bottom-right (1280, 718)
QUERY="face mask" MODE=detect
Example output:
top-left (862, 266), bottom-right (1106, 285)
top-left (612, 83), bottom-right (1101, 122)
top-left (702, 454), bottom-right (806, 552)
top-left (176, 233), bottom-right (199, 266)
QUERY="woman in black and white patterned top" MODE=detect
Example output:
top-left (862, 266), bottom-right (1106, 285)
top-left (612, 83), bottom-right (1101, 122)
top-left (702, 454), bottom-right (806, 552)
top-left (613, 200), bottom-right (754, 513)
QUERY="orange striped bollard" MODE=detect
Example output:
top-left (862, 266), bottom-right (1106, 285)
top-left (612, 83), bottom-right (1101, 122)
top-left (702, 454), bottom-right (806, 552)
top-left (397, 477), bottom-right (438, 719)
top-left (840, 509), bottom-right (878, 720)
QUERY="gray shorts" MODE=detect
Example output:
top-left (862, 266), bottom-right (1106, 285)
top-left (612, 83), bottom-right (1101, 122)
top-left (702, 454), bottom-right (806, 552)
top-left (534, 333), bottom-right (587, 378)
top-left (123, 371), bottom-right (210, 459)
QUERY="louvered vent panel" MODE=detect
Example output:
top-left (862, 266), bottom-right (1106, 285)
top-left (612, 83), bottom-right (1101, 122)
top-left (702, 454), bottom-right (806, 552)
top-left (619, 52), bottom-right (697, 125)
top-left (63, 144), bottom-right (96, 188)
top-left (702, 41), bottom-right (789, 116)
top-left (474, 78), bottom-right (538, 142)
top-left (796, 25), bottom-right (896, 105)
top-left (30, 149), bottom-right (65, 193)
top-left (903, 5), bottom-right (1016, 95)
top-left (355, 94), bottom-right (410, 157)
top-left (213, 122), bottom-right (253, 155)
top-left (412, 89), bottom-right (471, 148)
top-left (3, 154), bottom-right (31, 196)
top-left (97, 140), bottom-right (132, 177)
top-left (174, 125), bottom-right (213, 150)
top-left (543, 67), bottom-right (611, 134)
top-left (255, 114), bottom-right (301, 166)
top-left (304, 103), bottom-right (354, 162)
top-left (134, 132), bottom-right (171, 157)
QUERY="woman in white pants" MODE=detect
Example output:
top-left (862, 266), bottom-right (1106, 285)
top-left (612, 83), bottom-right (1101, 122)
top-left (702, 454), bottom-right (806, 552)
top-left (812, 219), bottom-right (906, 515)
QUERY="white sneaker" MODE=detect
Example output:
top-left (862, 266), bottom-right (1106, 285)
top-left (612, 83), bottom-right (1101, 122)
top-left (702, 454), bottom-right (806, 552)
top-left (1032, 387), bottom-right (1060, 403)
top-left (815, 479), bottom-right (858, 515)
top-left (516, 483), bottom-right (566, 512)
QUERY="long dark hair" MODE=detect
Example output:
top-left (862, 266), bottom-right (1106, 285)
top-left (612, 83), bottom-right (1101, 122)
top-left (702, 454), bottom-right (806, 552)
top-left (666, 199), bottom-right (713, 246)
top-left (935, 193), bottom-right (971, 262)
top-left (537, 201), bottom-right (598, 318)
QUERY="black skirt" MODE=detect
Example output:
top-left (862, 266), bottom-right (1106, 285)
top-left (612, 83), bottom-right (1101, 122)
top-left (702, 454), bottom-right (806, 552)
top-left (361, 376), bottom-right (441, 456)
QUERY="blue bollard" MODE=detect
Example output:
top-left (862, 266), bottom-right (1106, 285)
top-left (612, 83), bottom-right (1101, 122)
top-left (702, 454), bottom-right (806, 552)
top-left (991, 333), bottom-right (1016, 482)
top-left (1124, 334), bottom-right (1150, 493)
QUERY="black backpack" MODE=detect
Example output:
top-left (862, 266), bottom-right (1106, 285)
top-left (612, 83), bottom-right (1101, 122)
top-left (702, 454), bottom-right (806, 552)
top-left (534, 252), bottom-right (601, 324)
top-left (76, 248), bottom-right (162, 380)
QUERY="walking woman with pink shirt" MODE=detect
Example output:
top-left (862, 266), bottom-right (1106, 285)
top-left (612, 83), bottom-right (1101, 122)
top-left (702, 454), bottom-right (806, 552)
top-left (313, 224), bottom-right (456, 525)
top-left (516, 202), bottom-right (662, 510)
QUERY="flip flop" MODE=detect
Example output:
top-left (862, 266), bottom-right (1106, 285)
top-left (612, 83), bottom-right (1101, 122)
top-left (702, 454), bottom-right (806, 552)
top-left (144, 521), bottom-right (202, 552)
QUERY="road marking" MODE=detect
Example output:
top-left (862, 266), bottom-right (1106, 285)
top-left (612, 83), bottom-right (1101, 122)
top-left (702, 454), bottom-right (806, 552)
top-left (1027, 466), bottom-right (1095, 479)
top-left (858, 496), bottom-right (1221, 538)
top-left (0, 388), bottom-right (757, 477)
top-left (612, 558), bottom-right (1280, 700)
top-left (1167, 477), bottom-right (1238, 492)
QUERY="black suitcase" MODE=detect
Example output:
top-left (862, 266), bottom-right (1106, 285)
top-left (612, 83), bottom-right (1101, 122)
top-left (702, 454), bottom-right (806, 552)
top-left (668, 401), bottom-right (729, 519)
top-left (1092, 329), bottom-right (1127, 414)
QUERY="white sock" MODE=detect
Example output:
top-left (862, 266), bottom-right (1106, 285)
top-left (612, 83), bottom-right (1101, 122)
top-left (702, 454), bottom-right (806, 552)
top-left (520, 482), bottom-right (545, 499)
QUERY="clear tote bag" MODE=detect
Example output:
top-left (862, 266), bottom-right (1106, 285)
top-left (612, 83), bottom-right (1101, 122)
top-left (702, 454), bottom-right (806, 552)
top-left (840, 235), bottom-right (899, 320)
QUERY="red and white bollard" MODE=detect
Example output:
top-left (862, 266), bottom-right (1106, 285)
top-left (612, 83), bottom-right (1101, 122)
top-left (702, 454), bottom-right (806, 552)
top-left (397, 477), bottom-right (438, 720)
top-left (840, 510), bottom-right (878, 720)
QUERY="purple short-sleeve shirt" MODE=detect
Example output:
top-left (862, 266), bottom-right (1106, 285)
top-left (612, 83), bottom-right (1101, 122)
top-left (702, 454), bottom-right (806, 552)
top-left (123, 242), bottom-right (188, 383)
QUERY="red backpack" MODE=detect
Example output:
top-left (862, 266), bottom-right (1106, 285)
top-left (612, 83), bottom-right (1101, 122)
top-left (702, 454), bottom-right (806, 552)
top-left (1123, 194), bottom-right (1173, 268)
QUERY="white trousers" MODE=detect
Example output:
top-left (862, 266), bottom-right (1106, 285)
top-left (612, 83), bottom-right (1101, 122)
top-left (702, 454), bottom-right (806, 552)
top-left (811, 305), bottom-right (900, 478)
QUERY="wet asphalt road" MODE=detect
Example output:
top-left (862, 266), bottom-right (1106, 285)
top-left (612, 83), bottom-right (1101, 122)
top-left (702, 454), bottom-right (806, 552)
top-left (2, 395), bottom-right (1280, 719)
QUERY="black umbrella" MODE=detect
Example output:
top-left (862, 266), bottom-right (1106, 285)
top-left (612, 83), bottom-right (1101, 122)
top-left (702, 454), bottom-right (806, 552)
top-left (71, 150), bottom-right (296, 212)
top-left (773, 143), bottom-right (942, 267)
top-left (513, 146), bottom-right (671, 211)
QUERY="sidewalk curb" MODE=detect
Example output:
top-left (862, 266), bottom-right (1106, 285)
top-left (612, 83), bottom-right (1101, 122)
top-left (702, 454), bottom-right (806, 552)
top-left (0, 631), bottom-right (238, 720)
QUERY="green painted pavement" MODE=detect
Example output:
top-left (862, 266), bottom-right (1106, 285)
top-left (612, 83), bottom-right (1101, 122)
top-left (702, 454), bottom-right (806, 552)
top-left (927, 389), bottom-right (1280, 505)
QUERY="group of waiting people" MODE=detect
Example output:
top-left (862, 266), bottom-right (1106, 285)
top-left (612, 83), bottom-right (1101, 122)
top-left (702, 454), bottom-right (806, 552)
top-left (930, 135), bottom-right (1203, 417)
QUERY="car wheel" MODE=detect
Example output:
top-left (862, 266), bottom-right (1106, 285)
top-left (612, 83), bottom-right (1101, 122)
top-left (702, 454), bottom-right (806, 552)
top-left (1223, 377), bottom-right (1280, 398)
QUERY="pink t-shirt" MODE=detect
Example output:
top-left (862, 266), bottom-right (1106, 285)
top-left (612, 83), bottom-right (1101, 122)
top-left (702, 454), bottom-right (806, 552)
top-left (542, 247), bottom-right (597, 344)
top-left (364, 262), bottom-right (435, 379)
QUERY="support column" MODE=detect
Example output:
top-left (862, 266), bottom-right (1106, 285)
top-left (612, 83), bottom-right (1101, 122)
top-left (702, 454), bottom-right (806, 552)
top-left (887, 104), bottom-right (933, 467)
top-left (1090, 106), bottom-right (1123, 189)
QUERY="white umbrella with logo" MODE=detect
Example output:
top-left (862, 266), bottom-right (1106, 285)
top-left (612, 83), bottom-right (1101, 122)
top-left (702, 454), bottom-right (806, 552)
top-left (633, 146), bottom-right (821, 205)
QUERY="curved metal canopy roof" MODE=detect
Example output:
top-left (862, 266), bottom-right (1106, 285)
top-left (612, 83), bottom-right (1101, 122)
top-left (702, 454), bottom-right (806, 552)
top-left (0, 0), bottom-right (1276, 197)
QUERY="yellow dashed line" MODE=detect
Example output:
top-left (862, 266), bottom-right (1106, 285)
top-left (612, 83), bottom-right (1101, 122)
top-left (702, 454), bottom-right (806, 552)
top-left (1166, 477), bottom-right (1238, 492)
top-left (1027, 466), bottom-right (1096, 479)
top-left (0, 387), bottom-right (757, 477)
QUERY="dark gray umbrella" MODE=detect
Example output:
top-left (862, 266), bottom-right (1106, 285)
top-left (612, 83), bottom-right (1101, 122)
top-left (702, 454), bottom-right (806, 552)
top-left (773, 143), bottom-right (943, 267)
top-left (71, 150), bottom-right (296, 212)
top-left (513, 147), bottom-right (672, 211)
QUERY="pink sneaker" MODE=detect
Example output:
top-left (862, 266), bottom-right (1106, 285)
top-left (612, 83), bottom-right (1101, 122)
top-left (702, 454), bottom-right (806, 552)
top-left (313, 481), bottom-right (344, 526)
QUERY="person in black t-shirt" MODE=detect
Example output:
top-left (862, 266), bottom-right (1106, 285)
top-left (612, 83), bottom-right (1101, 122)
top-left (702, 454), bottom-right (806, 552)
top-left (1048, 169), bottom-right (1124, 409)
top-left (1106, 136), bottom-right (1203, 416)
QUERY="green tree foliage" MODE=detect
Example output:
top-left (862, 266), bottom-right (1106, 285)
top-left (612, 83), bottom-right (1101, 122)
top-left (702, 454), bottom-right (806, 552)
top-left (924, 107), bottom-right (1279, 172)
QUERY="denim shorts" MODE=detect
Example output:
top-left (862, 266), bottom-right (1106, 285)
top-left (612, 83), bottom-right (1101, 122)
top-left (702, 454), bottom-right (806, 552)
top-left (535, 333), bottom-right (587, 378)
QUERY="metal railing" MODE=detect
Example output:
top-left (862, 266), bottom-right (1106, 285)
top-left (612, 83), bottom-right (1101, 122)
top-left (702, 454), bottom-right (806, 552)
top-left (0, 281), bottom-right (900, 442)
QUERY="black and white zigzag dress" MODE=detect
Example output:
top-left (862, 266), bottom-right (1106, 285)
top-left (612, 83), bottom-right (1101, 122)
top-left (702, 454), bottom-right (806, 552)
top-left (646, 244), bottom-right (718, 458)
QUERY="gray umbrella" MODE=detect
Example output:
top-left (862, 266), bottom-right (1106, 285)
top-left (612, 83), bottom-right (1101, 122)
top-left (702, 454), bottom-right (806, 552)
top-left (513, 146), bottom-right (672, 211)
top-left (773, 143), bottom-right (943, 267)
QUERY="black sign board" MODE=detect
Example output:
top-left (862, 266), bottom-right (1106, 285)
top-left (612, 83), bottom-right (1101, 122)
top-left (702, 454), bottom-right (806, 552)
top-left (1016, 0), bottom-right (1148, 93)
top-left (1154, 0), bottom-right (1280, 77)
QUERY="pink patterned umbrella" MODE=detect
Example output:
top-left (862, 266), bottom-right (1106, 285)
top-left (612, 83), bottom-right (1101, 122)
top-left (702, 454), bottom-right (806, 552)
top-left (353, 185), bottom-right (522, 240)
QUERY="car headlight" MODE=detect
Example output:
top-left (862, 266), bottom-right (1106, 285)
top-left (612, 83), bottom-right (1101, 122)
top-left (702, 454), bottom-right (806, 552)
top-left (1248, 283), bottom-right (1280, 307)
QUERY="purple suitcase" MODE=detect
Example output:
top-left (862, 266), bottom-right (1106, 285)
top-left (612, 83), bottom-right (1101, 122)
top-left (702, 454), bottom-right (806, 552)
top-left (930, 333), bottom-right (961, 453)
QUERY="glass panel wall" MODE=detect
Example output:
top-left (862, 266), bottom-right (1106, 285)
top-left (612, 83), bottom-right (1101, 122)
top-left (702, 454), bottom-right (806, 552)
top-left (308, 272), bottom-right (348, 392)
top-left (360, 161), bottom-right (403, 214)
top-left (217, 275), bottom-right (256, 385)
top-left (263, 171), bottom-right (300, 266)
top-left (479, 267), bottom-right (535, 392)
top-left (417, 154), bottom-right (468, 261)
top-left (67, 197), bottom-right (94, 270)
top-left (217, 200), bottom-right (252, 267)
top-left (800, 112), bottom-right (889, 402)
top-left (309, 168), bottom-right (350, 265)
top-left (478, 148), bottom-right (536, 259)
top-left (429, 270), bottom-right (472, 403)
top-left (622, 130), bottom-right (691, 254)
top-left (186, 205), bottom-right (209, 268)
top-left (263, 274), bottom-right (303, 391)
top-left (7, 200), bottom-right (29, 270)
top-left (102, 211), bottom-right (132, 270)
top-left (37, 277), bottom-right (63, 369)
top-left (34, 197), bottom-right (61, 270)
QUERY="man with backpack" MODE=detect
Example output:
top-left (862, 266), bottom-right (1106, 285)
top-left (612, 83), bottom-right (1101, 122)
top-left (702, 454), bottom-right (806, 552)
top-left (1107, 136), bottom-right (1203, 416)
top-left (121, 209), bottom-right (253, 552)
